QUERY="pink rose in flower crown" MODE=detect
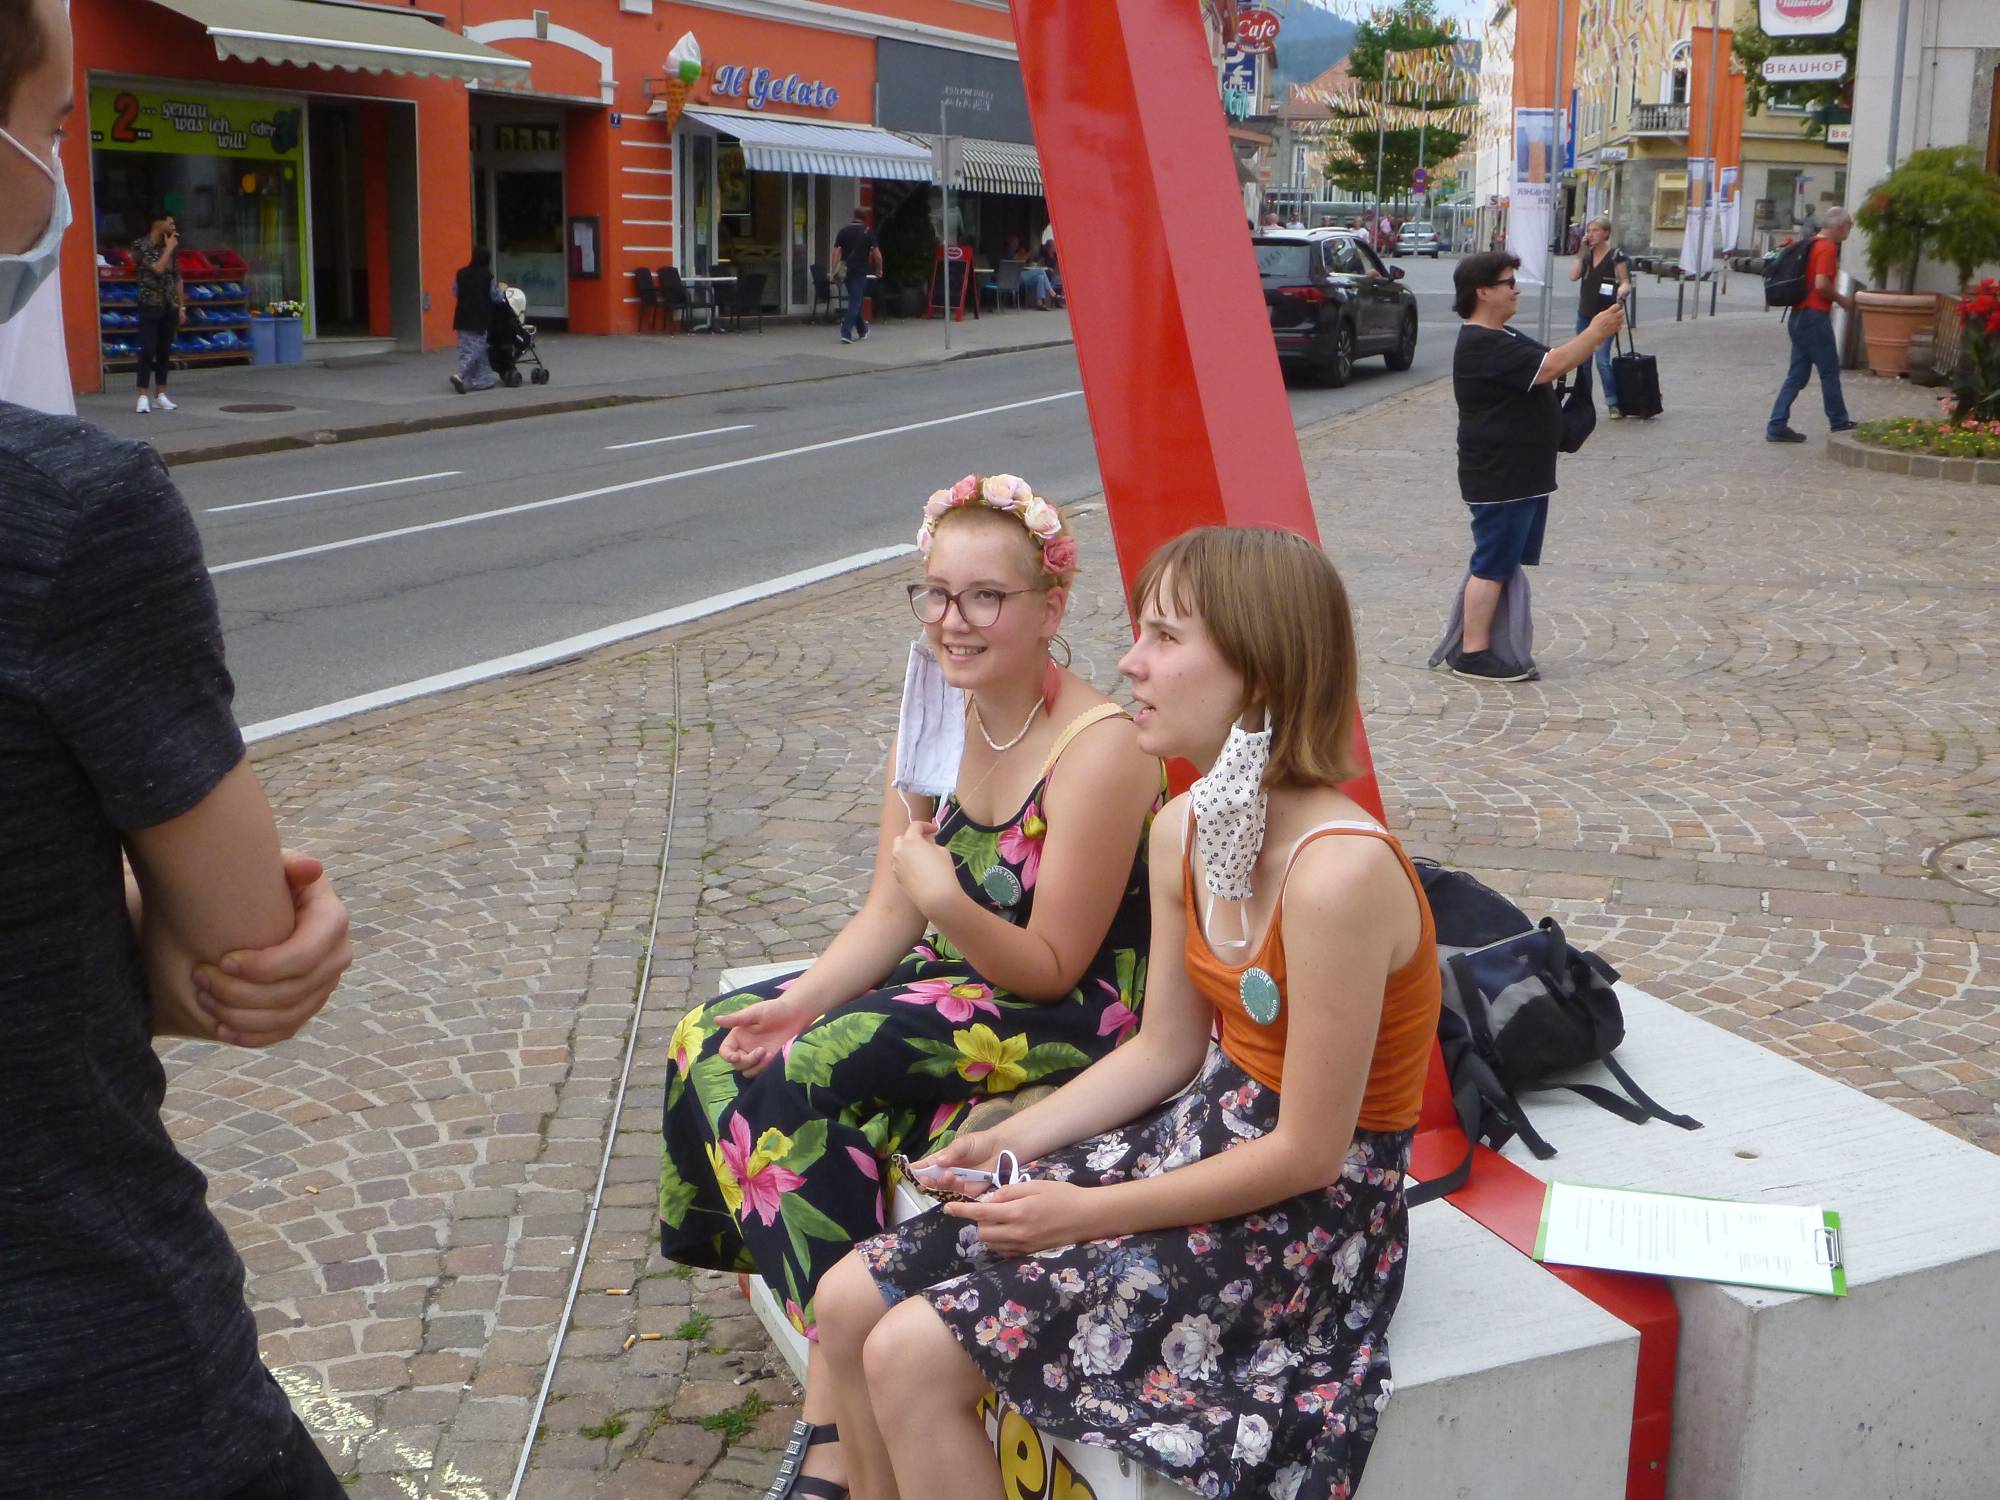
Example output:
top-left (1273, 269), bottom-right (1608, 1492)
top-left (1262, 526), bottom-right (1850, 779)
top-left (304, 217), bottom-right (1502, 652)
top-left (924, 489), bottom-right (955, 521)
top-left (1041, 535), bottom-right (1079, 577)
top-left (950, 474), bottom-right (980, 503)
top-left (981, 474), bottom-right (1024, 510)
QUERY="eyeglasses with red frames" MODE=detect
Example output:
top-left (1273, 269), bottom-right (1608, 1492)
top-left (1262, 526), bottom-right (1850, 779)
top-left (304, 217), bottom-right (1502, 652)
top-left (906, 583), bottom-right (1038, 628)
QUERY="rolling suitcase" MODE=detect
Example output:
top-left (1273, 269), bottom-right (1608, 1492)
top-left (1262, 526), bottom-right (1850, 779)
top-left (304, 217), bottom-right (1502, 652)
top-left (1611, 325), bottom-right (1662, 419)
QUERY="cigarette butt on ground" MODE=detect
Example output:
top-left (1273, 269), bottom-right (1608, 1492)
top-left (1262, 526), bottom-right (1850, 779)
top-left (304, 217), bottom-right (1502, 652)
top-left (605, 1288), bottom-right (630, 1296)
top-left (304, 1186), bottom-right (319, 1195)
top-left (622, 1334), bottom-right (637, 1352)
top-left (639, 1332), bottom-right (663, 1341)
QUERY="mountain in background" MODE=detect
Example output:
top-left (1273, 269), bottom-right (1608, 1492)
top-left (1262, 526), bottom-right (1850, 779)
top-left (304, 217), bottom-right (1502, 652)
top-left (1269, 3), bottom-right (1359, 89)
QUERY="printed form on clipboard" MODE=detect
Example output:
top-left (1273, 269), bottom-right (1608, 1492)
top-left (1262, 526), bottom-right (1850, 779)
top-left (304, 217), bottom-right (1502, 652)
top-left (1533, 1180), bottom-right (1846, 1297)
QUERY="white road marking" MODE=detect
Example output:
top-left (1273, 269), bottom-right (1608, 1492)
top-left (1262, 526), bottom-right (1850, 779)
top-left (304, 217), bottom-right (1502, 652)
top-left (206, 470), bottom-right (464, 514)
top-left (240, 544), bottom-right (915, 743)
top-left (207, 390), bottom-right (1081, 576)
top-left (604, 422), bottom-right (753, 451)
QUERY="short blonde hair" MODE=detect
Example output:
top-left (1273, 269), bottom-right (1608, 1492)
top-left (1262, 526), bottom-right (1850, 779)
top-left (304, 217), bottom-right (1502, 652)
top-left (1132, 527), bottom-right (1359, 787)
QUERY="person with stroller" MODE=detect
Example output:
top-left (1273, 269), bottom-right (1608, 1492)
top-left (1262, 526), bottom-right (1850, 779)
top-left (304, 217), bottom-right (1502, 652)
top-left (812, 525), bottom-right (1443, 1500)
top-left (448, 247), bottom-right (507, 394)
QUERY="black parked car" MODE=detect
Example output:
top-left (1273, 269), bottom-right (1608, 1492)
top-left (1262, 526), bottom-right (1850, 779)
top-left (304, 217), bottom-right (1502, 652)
top-left (1254, 230), bottom-right (1418, 387)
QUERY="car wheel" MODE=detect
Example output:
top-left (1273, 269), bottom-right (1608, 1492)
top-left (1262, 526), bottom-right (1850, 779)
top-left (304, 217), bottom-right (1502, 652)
top-left (1384, 313), bottom-right (1418, 372)
top-left (1319, 322), bottom-right (1356, 387)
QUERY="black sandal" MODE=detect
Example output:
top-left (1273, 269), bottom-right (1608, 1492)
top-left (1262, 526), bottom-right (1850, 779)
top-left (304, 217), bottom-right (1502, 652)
top-left (764, 1419), bottom-right (846, 1500)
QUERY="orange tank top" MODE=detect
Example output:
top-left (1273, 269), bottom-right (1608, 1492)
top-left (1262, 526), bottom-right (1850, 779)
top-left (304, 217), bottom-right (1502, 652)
top-left (1181, 816), bottom-right (1441, 1133)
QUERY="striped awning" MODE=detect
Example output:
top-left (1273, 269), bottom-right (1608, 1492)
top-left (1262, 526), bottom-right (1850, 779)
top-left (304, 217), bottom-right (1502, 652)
top-left (142, 0), bottom-right (529, 87)
top-left (678, 108), bottom-right (934, 182)
top-left (912, 135), bottom-right (1045, 197)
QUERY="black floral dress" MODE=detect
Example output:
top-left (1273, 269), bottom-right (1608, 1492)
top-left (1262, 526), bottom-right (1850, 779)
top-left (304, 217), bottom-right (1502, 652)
top-left (659, 709), bottom-right (1155, 1337)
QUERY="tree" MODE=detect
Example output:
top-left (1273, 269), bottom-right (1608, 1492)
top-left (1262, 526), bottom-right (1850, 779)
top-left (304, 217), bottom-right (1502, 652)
top-left (1319, 0), bottom-right (1468, 203)
top-left (1855, 146), bottom-right (2000, 293)
top-left (1732, 14), bottom-right (1858, 140)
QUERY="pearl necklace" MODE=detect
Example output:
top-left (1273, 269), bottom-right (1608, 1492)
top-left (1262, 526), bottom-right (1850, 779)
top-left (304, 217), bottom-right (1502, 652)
top-left (970, 695), bottom-right (1042, 754)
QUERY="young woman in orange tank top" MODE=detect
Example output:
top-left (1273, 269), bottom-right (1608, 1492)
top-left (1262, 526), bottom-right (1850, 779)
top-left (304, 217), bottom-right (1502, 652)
top-left (813, 527), bottom-right (1441, 1500)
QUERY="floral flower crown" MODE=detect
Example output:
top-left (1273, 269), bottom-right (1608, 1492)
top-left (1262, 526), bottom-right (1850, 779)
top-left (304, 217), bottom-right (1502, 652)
top-left (916, 474), bottom-right (1078, 579)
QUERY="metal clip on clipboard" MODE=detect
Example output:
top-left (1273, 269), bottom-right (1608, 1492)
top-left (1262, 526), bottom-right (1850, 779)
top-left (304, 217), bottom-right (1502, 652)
top-left (1814, 1223), bottom-right (1844, 1270)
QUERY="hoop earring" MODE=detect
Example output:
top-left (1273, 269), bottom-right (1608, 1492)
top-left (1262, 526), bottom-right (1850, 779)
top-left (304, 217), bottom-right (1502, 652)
top-left (1047, 633), bottom-right (1073, 668)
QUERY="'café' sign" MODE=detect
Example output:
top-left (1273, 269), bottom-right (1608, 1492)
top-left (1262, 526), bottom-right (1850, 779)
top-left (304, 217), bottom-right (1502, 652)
top-left (712, 64), bottom-right (840, 111)
top-left (1234, 8), bottom-right (1281, 54)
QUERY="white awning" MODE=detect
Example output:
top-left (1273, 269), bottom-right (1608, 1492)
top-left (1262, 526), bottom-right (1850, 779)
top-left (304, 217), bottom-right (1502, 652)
top-left (675, 107), bottom-right (934, 182)
top-left (143, 0), bottom-right (530, 88)
top-left (914, 135), bottom-right (1044, 197)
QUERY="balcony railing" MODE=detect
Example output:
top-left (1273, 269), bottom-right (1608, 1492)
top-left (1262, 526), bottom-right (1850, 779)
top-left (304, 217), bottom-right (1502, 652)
top-left (1633, 102), bottom-right (1690, 135)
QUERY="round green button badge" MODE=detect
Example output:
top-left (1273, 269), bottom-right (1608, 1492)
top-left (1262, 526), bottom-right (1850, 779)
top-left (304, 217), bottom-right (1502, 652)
top-left (1239, 967), bottom-right (1280, 1025)
top-left (982, 866), bottom-right (1024, 908)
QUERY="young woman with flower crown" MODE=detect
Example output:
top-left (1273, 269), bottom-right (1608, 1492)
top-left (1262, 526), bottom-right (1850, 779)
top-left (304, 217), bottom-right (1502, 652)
top-left (812, 527), bottom-right (1443, 1500)
top-left (658, 475), bottom-right (1161, 1500)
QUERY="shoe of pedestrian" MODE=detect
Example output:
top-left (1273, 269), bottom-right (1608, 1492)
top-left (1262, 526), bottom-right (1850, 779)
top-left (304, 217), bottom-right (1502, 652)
top-left (840, 334), bottom-right (852, 344)
top-left (1830, 420), bottom-right (1857, 433)
top-left (858, 326), bottom-right (870, 341)
top-left (154, 393), bottom-right (177, 412)
top-left (450, 374), bottom-right (466, 394)
top-left (1608, 405), bottom-right (1623, 419)
top-left (1449, 649), bottom-right (1533, 683)
top-left (1765, 427), bottom-right (1807, 444)
top-left (135, 395), bottom-right (150, 414)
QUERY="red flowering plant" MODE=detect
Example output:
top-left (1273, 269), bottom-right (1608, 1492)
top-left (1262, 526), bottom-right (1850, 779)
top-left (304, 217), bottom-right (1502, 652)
top-left (1949, 278), bottom-right (2000, 426)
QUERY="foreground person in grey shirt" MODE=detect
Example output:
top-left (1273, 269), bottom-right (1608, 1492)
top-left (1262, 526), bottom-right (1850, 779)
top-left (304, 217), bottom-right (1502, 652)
top-left (1, 3), bottom-right (354, 1493)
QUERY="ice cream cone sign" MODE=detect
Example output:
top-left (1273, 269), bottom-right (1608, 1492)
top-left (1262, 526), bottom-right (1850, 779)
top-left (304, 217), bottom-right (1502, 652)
top-left (662, 32), bottom-right (702, 130)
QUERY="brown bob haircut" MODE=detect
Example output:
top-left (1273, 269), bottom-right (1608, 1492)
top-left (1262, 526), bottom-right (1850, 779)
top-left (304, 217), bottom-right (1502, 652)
top-left (1132, 526), bottom-right (1359, 787)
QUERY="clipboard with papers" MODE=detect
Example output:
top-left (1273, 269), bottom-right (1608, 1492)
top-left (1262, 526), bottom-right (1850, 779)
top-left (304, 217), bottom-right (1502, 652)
top-left (1533, 1180), bottom-right (1846, 1297)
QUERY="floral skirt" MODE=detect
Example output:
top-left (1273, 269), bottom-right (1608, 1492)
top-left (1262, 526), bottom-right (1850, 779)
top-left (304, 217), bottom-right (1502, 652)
top-left (858, 1046), bottom-right (1413, 1500)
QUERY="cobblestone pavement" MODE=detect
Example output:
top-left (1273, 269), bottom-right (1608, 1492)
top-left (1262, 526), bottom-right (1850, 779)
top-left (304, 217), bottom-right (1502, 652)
top-left (163, 308), bottom-right (1994, 1497)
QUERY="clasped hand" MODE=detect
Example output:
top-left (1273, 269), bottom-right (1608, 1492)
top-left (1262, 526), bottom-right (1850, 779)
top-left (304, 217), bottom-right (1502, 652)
top-left (715, 994), bottom-right (812, 1078)
top-left (914, 1131), bottom-right (1102, 1256)
top-left (891, 818), bottom-right (959, 915)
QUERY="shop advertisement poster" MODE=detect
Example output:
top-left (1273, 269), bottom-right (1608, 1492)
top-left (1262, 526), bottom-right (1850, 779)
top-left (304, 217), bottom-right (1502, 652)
top-left (1758, 0), bottom-right (1850, 38)
top-left (89, 86), bottom-right (303, 160)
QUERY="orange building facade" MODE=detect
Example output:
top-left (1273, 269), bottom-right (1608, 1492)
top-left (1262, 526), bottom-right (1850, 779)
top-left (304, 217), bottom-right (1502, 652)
top-left (61, 0), bottom-right (1028, 393)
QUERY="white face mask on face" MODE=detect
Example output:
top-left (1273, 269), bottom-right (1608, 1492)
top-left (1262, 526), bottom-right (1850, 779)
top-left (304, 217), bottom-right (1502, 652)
top-left (0, 127), bottom-right (70, 325)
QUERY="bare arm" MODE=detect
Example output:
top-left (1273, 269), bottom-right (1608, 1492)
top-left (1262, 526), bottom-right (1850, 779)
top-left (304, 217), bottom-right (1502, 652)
top-left (125, 761), bottom-right (296, 1044)
top-left (1814, 268), bottom-right (1854, 312)
top-left (914, 719), bottom-right (1159, 1001)
top-left (1534, 300), bottom-right (1625, 384)
top-left (1568, 249), bottom-right (1588, 282)
top-left (943, 800), bottom-right (1217, 1166)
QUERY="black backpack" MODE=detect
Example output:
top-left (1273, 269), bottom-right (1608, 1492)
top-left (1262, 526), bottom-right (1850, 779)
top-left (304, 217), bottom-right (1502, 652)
top-left (1764, 238), bottom-right (1816, 309)
top-left (1406, 861), bottom-right (1701, 1206)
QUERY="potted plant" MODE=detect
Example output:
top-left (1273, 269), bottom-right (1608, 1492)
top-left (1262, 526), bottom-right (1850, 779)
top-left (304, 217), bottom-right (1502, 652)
top-left (251, 299), bottom-right (307, 364)
top-left (877, 196), bottom-right (938, 319)
top-left (1853, 146), bottom-right (2000, 375)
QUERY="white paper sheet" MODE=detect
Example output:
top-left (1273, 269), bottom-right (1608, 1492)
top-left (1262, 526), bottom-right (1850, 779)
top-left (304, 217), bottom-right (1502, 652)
top-left (1535, 1180), bottom-right (1845, 1297)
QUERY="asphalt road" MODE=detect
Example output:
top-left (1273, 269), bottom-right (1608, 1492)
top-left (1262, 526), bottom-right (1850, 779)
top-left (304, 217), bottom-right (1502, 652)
top-left (184, 257), bottom-right (1462, 727)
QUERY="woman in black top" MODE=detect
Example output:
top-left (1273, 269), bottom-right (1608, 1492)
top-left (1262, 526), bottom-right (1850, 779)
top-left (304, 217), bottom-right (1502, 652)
top-left (449, 248), bottom-right (506, 394)
top-left (1568, 215), bottom-right (1631, 416)
top-left (1445, 251), bottom-right (1624, 682)
top-left (130, 212), bottom-right (181, 414)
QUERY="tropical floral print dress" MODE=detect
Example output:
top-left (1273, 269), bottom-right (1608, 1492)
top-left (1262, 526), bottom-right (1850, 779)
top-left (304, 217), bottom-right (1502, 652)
top-left (658, 711), bottom-right (1154, 1336)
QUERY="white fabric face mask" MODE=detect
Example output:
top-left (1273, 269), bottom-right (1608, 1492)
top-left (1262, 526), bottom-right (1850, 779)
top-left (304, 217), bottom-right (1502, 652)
top-left (893, 638), bottom-right (966, 813)
top-left (0, 128), bottom-right (69, 326)
top-left (1189, 708), bottom-right (1272, 947)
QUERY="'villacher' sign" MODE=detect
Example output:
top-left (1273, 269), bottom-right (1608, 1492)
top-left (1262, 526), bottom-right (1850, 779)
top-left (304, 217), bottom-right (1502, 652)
top-left (712, 64), bottom-right (840, 111)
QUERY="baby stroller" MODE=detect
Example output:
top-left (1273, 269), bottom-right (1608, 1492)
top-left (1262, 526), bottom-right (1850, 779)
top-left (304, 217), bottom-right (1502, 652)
top-left (488, 286), bottom-right (550, 387)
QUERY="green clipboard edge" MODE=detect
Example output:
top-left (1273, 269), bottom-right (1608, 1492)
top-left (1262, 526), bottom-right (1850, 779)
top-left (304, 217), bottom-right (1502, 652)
top-left (1529, 1182), bottom-right (1849, 1298)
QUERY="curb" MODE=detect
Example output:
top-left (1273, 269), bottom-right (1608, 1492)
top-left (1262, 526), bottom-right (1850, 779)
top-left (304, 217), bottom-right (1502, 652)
top-left (1828, 430), bottom-right (2000, 486)
top-left (141, 335), bottom-right (1078, 468)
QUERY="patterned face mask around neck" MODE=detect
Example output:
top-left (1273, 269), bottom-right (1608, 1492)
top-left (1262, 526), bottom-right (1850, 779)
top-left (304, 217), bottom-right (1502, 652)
top-left (1189, 708), bottom-right (1272, 948)
top-left (892, 638), bottom-right (966, 818)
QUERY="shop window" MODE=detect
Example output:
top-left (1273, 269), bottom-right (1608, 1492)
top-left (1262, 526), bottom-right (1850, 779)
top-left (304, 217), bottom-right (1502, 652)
top-left (1654, 171), bottom-right (1688, 229)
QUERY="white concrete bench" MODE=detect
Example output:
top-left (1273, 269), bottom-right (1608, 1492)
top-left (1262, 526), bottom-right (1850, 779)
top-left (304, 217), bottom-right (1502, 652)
top-left (719, 962), bottom-right (1636, 1498)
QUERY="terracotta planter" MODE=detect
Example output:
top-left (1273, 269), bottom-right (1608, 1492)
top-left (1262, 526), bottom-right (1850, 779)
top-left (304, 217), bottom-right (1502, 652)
top-left (1854, 290), bottom-right (1941, 376)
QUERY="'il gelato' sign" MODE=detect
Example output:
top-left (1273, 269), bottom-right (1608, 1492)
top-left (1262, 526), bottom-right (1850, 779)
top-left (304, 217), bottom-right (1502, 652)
top-left (712, 64), bottom-right (840, 111)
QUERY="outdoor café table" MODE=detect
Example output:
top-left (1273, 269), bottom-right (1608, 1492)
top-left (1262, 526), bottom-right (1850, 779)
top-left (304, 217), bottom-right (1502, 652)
top-left (682, 274), bottom-right (737, 334)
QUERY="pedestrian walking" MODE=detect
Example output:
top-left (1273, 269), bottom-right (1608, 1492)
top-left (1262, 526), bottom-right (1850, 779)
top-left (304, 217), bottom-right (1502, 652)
top-left (1767, 206), bottom-right (1859, 443)
top-left (130, 211), bottom-right (181, 413)
top-left (814, 525), bottom-right (1441, 1500)
top-left (2, 6), bottom-right (356, 1496)
top-left (1444, 250), bottom-right (1624, 683)
top-left (1569, 214), bottom-right (1631, 416)
top-left (448, 247), bottom-right (504, 393)
top-left (835, 208), bottom-right (880, 344)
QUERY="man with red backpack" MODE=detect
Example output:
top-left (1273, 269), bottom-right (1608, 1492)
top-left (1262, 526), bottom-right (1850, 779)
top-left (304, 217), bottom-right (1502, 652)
top-left (1765, 206), bottom-right (1859, 443)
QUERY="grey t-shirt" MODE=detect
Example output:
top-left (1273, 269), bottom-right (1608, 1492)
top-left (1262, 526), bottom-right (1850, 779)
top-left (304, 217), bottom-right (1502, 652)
top-left (0, 403), bottom-right (289, 1496)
